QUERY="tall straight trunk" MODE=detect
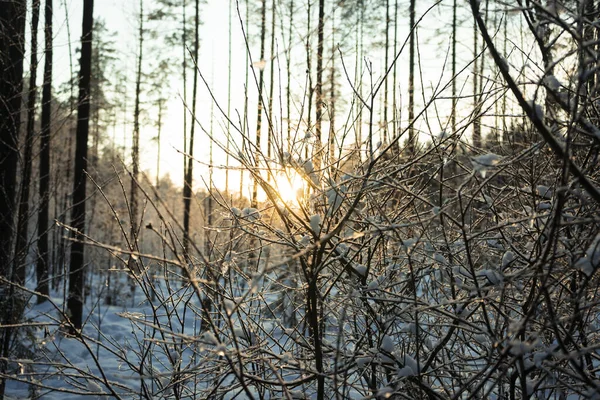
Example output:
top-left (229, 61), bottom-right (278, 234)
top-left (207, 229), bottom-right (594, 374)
top-left (328, 3), bottom-right (335, 164)
top-left (383, 0), bottom-right (389, 145)
top-left (392, 0), bottom-right (398, 152)
top-left (183, 0), bottom-right (199, 252)
top-left (305, 0), bottom-right (313, 160)
top-left (226, 0), bottom-right (232, 193)
top-left (251, 0), bottom-right (267, 208)
top-left (314, 0), bottom-right (325, 170)
top-left (451, 0), bottom-right (457, 134)
top-left (478, 0), bottom-right (488, 144)
top-left (314, 4), bottom-right (326, 397)
top-left (131, 0), bottom-right (143, 246)
top-left (14, 0), bottom-right (40, 285)
top-left (0, 0), bottom-right (26, 280)
top-left (241, 0), bottom-right (249, 203)
top-left (182, 0), bottom-right (188, 193)
top-left (68, 0), bottom-right (94, 332)
top-left (206, 99), bottom-right (214, 256)
top-left (0, 1), bottom-right (27, 393)
top-left (156, 99), bottom-right (164, 189)
top-left (502, 14), bottom-right (507, 137)
top-left (267, 0), bottom-right (275, 161)
top-left (472, 17), bottom-right (481, 148)
top-left (407, 0), bottom-right (415, 154)
top-left (286, 0), bottom-right (294, 151)
top-left (354, 2), bottom-right (363, 157)
top-left (37, 0), bottom-right (53, 301)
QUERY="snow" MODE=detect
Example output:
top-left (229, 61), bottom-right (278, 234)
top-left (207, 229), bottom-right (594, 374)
top-left (380, 335), bottom-right (395, 353)
top-left (470, 153), bottom-right (502, 178)
top-left (543, 74), bottom-right (561, 90)
top-left (501, 251), bottom-right (515, 269)
top-left (354, 264), bottom-right (368, 277)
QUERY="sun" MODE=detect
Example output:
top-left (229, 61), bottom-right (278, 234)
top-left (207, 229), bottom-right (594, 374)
top-left (273, 169), bottom-right (305, 204)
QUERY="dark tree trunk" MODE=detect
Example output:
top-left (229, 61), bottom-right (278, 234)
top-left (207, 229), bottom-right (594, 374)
top-left (183, 0), bottom-right (200, 252)
top-left (0, 0), bottom-right (26, 280)
top-left (14, 0), bottom-right (40, 285)
top-left (37, 0), bottom-right (53, 302)
top-left (68, 0), bottom-right (94, 332)
top-left (0, 1), bottom-right (27, 396)
top-left (472, 14), bottom-right (481, 148)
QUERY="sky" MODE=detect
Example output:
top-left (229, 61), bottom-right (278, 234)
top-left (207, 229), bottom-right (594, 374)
top-left (46, 0), bottom-right (511, 196)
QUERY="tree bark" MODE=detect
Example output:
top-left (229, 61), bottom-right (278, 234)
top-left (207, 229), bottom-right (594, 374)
top-left (408, 0), bottom-right (415, 154)
top-left (37, 0), bottom-right (53, 301)
top-left (0, 0), bottom-right (26, 280)
top-left (131, 0), bottom-right (143, 250)
top-left (0, 1), bottom-right (27, 396)
top-left (183, 0), bottom-right (199, 252)
top-left (314, 0), bottom-right (325, 170)
top-left (251, 0), bottom-right (267, 209)
top-left (68, 0), bottom-right (94, 332)
top-left (14, 0), bottom-right (40, 285)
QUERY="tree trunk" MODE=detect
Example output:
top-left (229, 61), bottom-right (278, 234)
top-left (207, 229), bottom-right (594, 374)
top-left (37, 0), bottom-right (53, 302)
top-left (451, 0), bottom-right (457, 134)
top-left (0, 1), bottom-right (26, 396)
top-left (328, 2), bottom-right (336, 165)
top-left (408, 0), bottom-right (415, 154)
top-left (68, 0), bottom-right (94, 332)
top-left (0, 0), bottom-right (26, 280)
top-left (314, 0), bottom-right (325, 170)
top-left (130, 0), bottom-right (143, 250)
top-left (383, 0), bottom-right (389, 145)
top-left (286, 0), bottom-right (294, 151)
top-left (267, 0), bottom-right (275, 161)
top-left (226, 0), bottom-right (232, 192)
top-left (252, 0), bottom-right (267, 208)
top-left (472, 16), bottom-right (481, 148)
top-left (183, 0), bottom-right (199, 252)
top-left (14, 0), bottom-right (40, 285)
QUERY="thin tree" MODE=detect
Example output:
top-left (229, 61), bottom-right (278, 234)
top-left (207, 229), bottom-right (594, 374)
top-left (407, 0), bottom-right (415, 154)
top-left (37, 0), bottom-right (53, 300)
top-left (314, 0), bottom-right (325, 170)
top-left (267, 0), bottom-right (276, 160)
top-left (451, 0), bottom-right (457, 133)
top-left (130, 0), bottom-right (144, 249)
top-left (286, 0), bottom-right (294, 150)
top-left (67, 0), bottom-right (94, 332)
top-left (14, 0), bottom-right (40, 285)
top-left (472, 10), bottom-right (481, 148)
top-left (251, 0), bottom-right (267, 208)
top-left (328, 2), bottom-right (336, 163)
top-left (383, 0), bottom-right (389, 145)
top-left (183, 0), bottom-right (200, 252)
top-left (392, 0), bottom-right (398, 150)
top-left (226, 0), bottom-right (232, 192)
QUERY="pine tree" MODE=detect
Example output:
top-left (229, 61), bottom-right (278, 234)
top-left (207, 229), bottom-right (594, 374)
top-left (68, 0), bottom-right (94, 332)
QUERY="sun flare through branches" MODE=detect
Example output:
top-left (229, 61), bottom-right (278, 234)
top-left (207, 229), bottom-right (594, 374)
top-left (272, 169), bottom-right (305, 205)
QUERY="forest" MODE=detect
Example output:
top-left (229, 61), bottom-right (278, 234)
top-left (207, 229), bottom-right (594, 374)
top-left (1, 0), bottom-right (600, 398)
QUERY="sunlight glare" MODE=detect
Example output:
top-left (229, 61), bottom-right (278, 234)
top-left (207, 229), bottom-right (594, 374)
top-left (274, 169), bottom-right (305, 204)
